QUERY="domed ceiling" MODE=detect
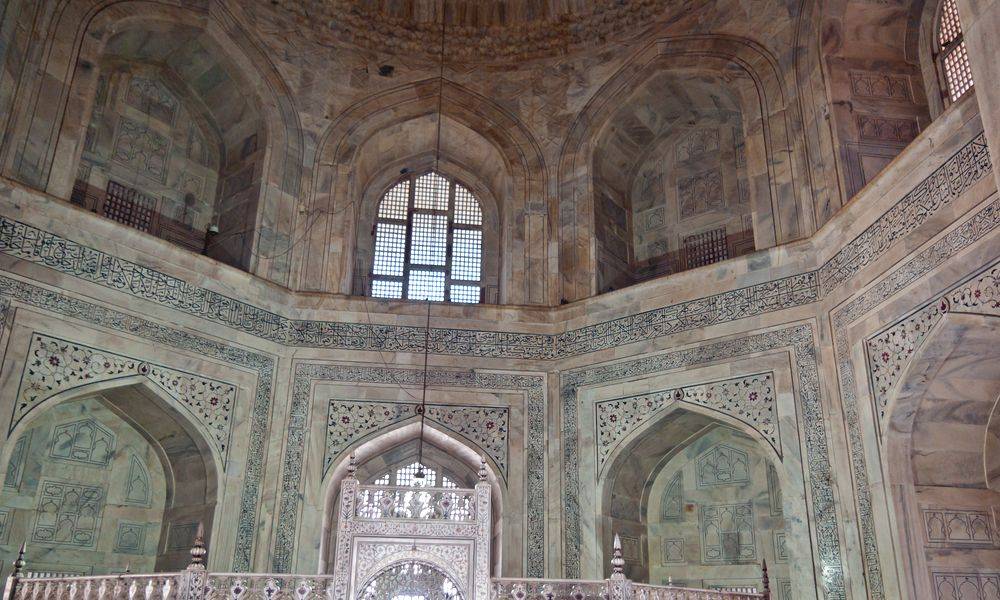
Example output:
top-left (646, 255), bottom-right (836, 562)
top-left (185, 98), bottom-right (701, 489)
top-left (274, 0), bottom-right (675, 62)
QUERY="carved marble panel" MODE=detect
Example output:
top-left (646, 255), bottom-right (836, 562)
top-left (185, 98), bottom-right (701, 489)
top-left (697, 444), bottom-right (750, 488)
top-left (112, 117), bottom-right (171, 184)
top-left (678, 170), bottom-right (724, 219)
top-left (124, 77), bottom-right (178, 126)
top-left (662, 538), bottom-right (684, 564)
top-left (849, 71), bottom-right (913, 101)
top-left (4, 432), bottom-right (30, 490)
top-left (124, 455), bottom-right (151, 506)
top-left (932, 572), bottom-right (1000, 599)
top-left (923, 509), bottom-right (994, 546)
top-left (31, 480), bottom-right (105, 548)
top-left (660, 472), bottom-right (683, 521)
top-left (49, 418), bottom-right (115, 467)
top-left (700, 502), bottom-right (756, 564)
top-left (113, 522), bottom-right (146, 554)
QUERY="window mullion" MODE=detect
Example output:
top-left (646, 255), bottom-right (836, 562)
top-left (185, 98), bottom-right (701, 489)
top-left (445, 182), bottom-right (457, 300)
top-left (403, 174), bottom-right (415, 300)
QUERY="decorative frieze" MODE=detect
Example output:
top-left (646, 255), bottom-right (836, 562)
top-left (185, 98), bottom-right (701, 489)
top-left (924, 508), bottom-right (995, 546)
top-left (849, 71), bottom-right (912, 102)
top-left (856, 115), bottom-right (919, 144)
top-left (14, 333), bottom-right (237, 461)
top-left (932, 572), bottom-right (1000, 599)
top-left (819, 133), bottom-right (992, 295)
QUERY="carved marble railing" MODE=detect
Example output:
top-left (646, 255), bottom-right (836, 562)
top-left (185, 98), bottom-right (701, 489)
top-left (2, 527), bottom-right (769, 600)
top-left (355, 484), bottom-right (476, 521)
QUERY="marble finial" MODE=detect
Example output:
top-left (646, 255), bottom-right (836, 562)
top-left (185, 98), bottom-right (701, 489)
top-left (188, 523), bottom-right (207, 570)
top-left (610, 534), bottom-right (625, 579)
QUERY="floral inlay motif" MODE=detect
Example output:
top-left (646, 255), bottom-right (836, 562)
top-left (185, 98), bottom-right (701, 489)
top-left (325, 400), bottom-right (509, 477)
top-left (595, 372), bottom-right (777, 473)
top-left (14, 333), bottom-right (236, 460)
top-left (865, 266), bottom-right (1000, 430)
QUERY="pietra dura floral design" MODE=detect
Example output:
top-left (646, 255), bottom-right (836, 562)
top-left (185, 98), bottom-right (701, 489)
top-left (14, 333), bottom-right (237, 460)
top-left (865, 265), bottom-right (1000, 432)
top-left (325, 400), bottom-right (510, 477)
top-left (595, 372), bottom-right (777, 473)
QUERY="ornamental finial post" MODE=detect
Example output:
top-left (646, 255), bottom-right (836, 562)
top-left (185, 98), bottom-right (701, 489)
top-left (4, 542), bottom-right (27, 600)
top-left (347, 453), bottom-right (357, 478)
top-left (610, 534), bottom-right (626, 580)
top-left (11, 543), bottom-right (25, 577)
top-left (478, 456), bottom-right (488, 481)
top-left (187, 523), bottom-right (207, 570)
top-left (761, 558), bottom-right (771, 599)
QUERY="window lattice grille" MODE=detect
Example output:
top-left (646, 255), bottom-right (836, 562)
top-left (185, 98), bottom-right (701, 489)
top-left (684, 227), bottom-right (730, 268)
top-left (104, 181), bottom-right (156, 232)
top-left (938, 0), bottom-right (974, 102)
top-left (371, 172), bottom-right (484, 303)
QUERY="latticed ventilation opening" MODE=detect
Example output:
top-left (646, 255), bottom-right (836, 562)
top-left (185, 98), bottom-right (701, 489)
top-left (937, 0), bottom-right (974, 102)
top-left (370, 462), bottom-right (458, 488)
top-left (371, 172), bottom-right (484, 303)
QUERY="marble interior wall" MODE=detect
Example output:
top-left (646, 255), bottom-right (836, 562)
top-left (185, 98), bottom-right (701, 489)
top-left (0, 2), bottom-right (997, 599)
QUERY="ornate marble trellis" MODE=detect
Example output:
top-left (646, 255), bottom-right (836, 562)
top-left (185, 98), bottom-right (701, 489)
top-left (13, 333), bottom-right (238, 461)
top-left (273, 364), bottom-right (545, 576)
top-left (595, 372), bottom-right (778, 473)
top-left (325, 400), bottom-right (510, 478)
top-left (831, 196), bottom-right (1000, 600)
top-left (562, 325), bottom-right (838, 598)
top-left (0, 275), bottom-right (275, 572)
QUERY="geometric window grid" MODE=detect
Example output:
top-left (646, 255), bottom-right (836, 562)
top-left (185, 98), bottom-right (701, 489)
top-left (937, 0), bottom-right (974, 103)
top-left (370, 462), bottom-right (458, 489)
top-left (684, 226), bottom-right (730, 269)
top-left (104, 181), bottom-right (157, 233)
top-left (371, 171), bottom-right (484, 303)
top-left (31, 480), bottom-right (105, 548)
top-left (701, 502), bottom-right (756, 564)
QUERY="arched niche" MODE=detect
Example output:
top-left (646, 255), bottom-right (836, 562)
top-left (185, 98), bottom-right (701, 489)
top-left (350, 115), bottom-right (503, 301)
top-left (558, 35), bottom-right (810, 302)
top-left (882, 312), bottom-right (1000, 599)
top-left (306, 79), bottom-right (550, 306)
top-left (805, 0), bottom-right (939, 203)
top-left (0, 380), bottom-right (219, 575)
top-left (590, 66), bottom-right (774, 293)
top-left (320, 422), bottom-right (505, 576)
top-left (1, 1), bottom-right (304, 286)
top-left (596, 407), bottom-right (789, 588)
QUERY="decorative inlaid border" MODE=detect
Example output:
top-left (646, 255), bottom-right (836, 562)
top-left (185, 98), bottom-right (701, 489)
top-left (272, 364), bottom-right (546, 576)
top-left (560, 325), bottom-right (839, 597)
top-left (830, 196), bottom-right (1000, 600)
top-left (0, 274), bottom-right (275, 572)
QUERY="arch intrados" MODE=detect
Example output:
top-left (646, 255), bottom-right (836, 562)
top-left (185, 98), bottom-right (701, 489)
top-left (3, 376), bottom-right (225, 484)
top-left (598, 399), bottom-right (782, 486)
top-left (40, 1), bottom-right (302, 200)
top-left (317, 80), bottom-right (544, 179)
top-left (367, 163), bottom-right (501, 229)
top-left (358, 558), bottom-right (466, 600)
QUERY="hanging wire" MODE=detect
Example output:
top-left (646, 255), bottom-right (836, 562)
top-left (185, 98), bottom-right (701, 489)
top-left (416, 0), bottom-right (449, 481)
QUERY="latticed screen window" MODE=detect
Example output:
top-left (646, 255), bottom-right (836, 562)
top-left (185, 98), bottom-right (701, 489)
top-left (370, 462), bottom-right (458, 488)
top-left (684, 227), bottom-right (730, 268)
top-left (371, 172), bottom-right (484, 303)
top-left (104, 181), bottom-right (156, 232)
top-left (937, 0), bottom-right (973, 102)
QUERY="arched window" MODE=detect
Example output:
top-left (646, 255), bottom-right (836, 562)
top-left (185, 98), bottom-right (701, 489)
top-left (936, 0), bottom-right (974, 103)
top-left (371, 172), bottom-right (484, 303)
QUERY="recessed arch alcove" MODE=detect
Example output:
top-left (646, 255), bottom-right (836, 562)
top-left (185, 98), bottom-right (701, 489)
top-left (320, 422), bottom-right (505, 576)
top-left (882, 312), bottom-right (1000, 599)
top-left (0, 379), bottom-right (220, 574)
top-left (307, 78), bottom-right (551, 305)
top-left (2, 1), bottom-right (305, 286)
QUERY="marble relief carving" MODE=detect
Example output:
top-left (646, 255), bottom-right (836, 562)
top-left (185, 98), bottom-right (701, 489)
top-left (700, 502), bottom-right (756, 564)
top-left (678, 170), bottom-right (724, 218)
top-left (112, 117), bottom-right (171, 184)
top-left (923, 509), bottom-right (994, 546)
top-left (849, 71), bottom-right (912, 101)
top-left (49, 419), bottom-right (116, 467)
top-left (0, 275), bottom-right (275, 571)
top-left (113, 522), bottom-right (146, 554)
top-left (4, 432), bottom-right (30, 490)
top-left (662, 538), bottom-right (684, 564)
top-left (697, 445), bottom-right (750, 488)
top-left (661, 472), bottom-right (683, 521)
top-left (124, 455), bottom-right (151, 506)
top-left (594, 372), bottom-right (778, 472)
top-left (124, 77), bottom-right (178, 126)
top-left (14, 333), bottom-right (237, 461)
top-left (32, 480), bottom-right (105, 548)
top-left (932, 572), bottom-right (1000, 599)
top-left (325, 400), bottom-right (510, 478)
